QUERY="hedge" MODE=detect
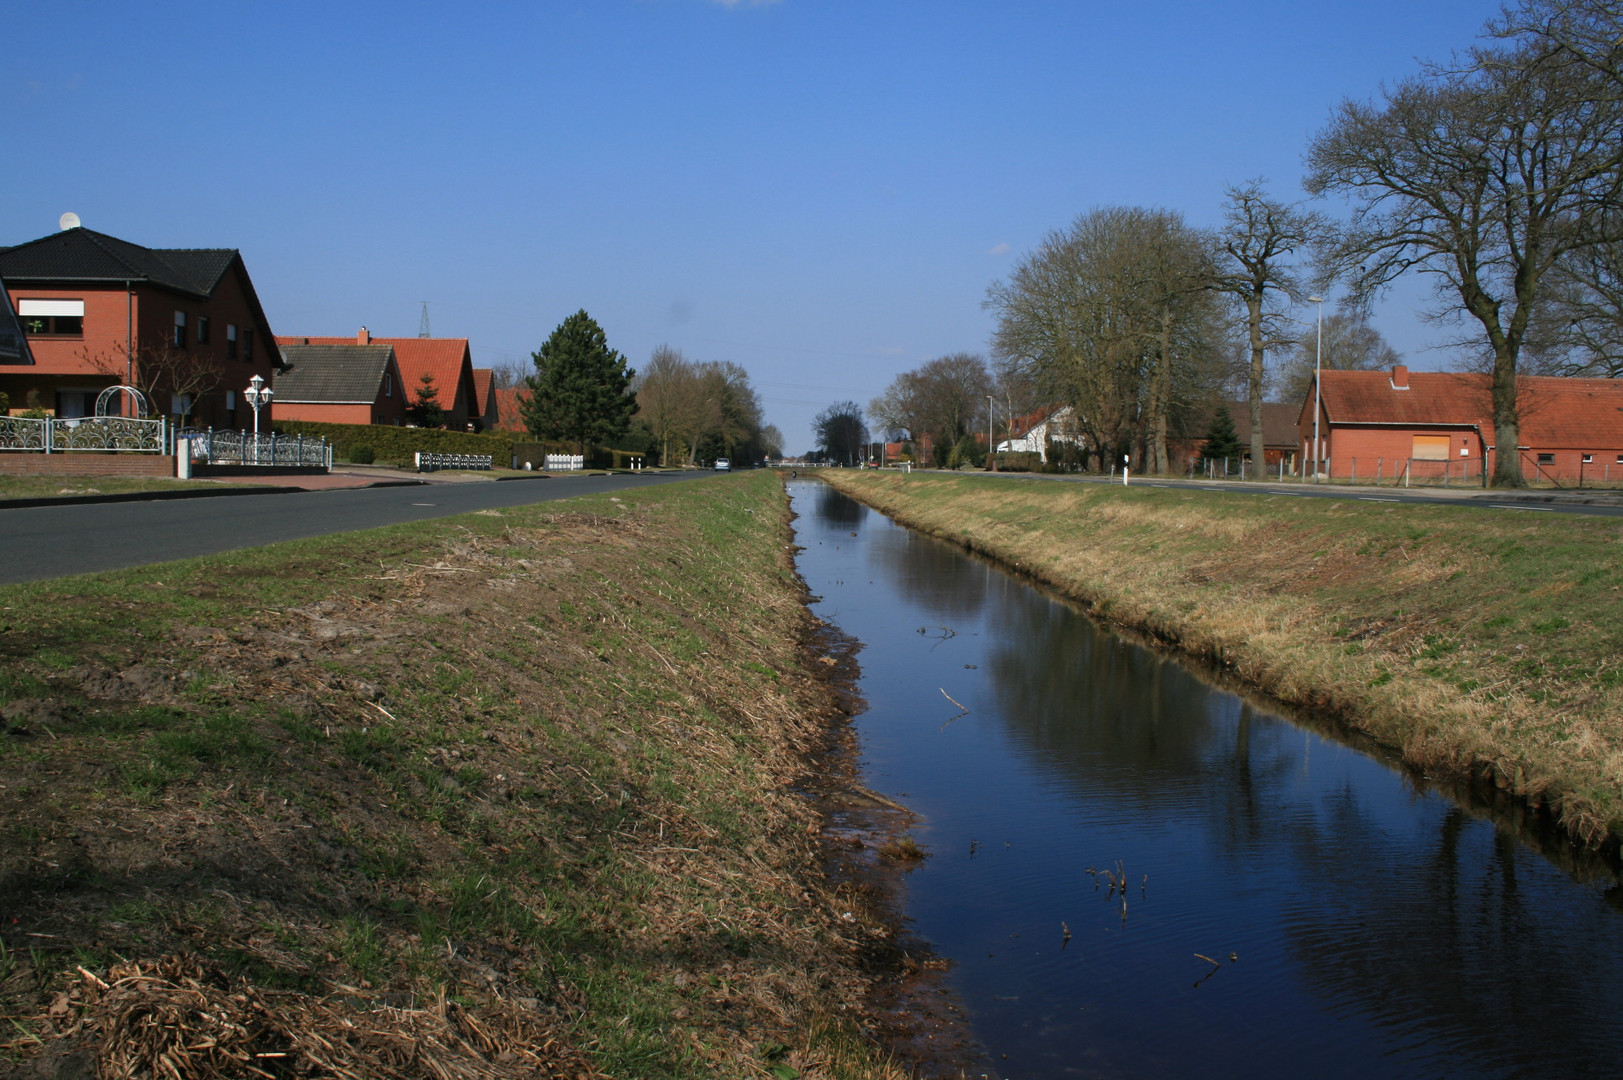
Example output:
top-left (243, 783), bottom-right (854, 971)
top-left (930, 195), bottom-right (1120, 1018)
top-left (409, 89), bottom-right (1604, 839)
top-left (269, 420), bottom-right (577, 468)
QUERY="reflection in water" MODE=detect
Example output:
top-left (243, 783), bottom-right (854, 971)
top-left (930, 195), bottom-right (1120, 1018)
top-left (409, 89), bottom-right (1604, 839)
top-left (791, 481), bottom-right (1623, 1080)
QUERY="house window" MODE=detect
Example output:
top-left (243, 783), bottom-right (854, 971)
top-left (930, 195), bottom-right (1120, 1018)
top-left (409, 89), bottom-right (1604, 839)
top-left (384, 371), bottom-right (393, 397)
top-left (173, 311), bottom-right (187, 349)
top-left (1583, 454), bottom-right (1594, 463)
top-left (197, 315), bottom-right (210, 344)
top-left (243, 329), bottom-right (254, 363)
top-left (226, 324), bottom-right (238, 359)
top-left (17, 299), bottom-right (84, 336)
top-left (1537, 453), bottom-right (1556, 465)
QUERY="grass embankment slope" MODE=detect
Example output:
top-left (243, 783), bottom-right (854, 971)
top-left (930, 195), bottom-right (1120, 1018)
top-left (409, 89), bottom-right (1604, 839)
top-left (0, 473), bottom-right (912, 1080)
top-left (824, 470), bottom-right (1623, 849)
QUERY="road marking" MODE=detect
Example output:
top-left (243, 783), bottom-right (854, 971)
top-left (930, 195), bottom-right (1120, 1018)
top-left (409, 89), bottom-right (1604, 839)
top-left (1487, 503), bottom-right (1555, 511)
top-left (411, 502), bottom-right (438, 507)
top-left (1359, 497), bottom-right (1400, 502)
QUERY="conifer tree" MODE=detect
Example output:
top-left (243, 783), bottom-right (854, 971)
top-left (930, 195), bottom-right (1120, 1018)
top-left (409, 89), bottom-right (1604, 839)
top-left (522, 311), bottom-right (638, 455)
top-left (1200, 404), bottom-right (1243, 462)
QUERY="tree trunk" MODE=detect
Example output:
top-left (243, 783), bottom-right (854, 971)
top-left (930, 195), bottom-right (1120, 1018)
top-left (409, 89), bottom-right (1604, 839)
top-left (1246, 294), bottom-right (1267, 481)
top-left (1151, 306), bottom-right (1173, 474)
top-left (1490, 344), bottom-right (1524, 487)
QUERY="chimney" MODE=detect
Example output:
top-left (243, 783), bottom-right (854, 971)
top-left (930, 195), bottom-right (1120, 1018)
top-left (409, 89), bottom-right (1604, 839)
top-left (358, 327), bottom-right (370, 346)
top-left (1391, 364), bottom-right (1410, 389)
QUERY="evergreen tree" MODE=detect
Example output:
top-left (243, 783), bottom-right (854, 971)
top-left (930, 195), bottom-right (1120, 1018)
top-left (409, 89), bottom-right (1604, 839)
top-left (409, 374), bottom-right (444, 428)
top-left (522, 310), bottom-right (638, 455)
top-left (1201, 404), bottom-right (1243, 461)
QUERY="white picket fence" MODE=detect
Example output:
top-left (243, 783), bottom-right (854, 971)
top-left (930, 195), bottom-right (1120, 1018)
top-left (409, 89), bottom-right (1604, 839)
top-left (544, 454), bottom-right (584, 471)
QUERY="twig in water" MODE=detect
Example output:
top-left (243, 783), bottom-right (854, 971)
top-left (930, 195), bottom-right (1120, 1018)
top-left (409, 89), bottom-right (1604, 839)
top-left (938, 688), bottom-right (971, 730)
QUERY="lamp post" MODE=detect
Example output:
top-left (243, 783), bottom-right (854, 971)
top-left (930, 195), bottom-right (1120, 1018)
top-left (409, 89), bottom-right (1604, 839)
top-left (980, 391), bottom-right (993, 467)
top-left (1308, 296), bottom-right (1323, 482)
top-left (244, 373), bottom-right (273, 464)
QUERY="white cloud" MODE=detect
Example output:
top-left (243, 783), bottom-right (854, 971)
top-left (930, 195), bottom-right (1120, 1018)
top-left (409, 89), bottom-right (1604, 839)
top-left (987, 242), bottom-right (1011, 256)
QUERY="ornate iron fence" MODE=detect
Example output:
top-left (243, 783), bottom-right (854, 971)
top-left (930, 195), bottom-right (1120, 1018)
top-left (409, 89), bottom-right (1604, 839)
top-left (185, 429), bottom-right (331, 468)
top-left (0, 414), bottom-right (166, 453)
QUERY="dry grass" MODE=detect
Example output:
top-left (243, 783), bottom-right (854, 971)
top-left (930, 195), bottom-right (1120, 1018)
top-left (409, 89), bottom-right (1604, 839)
top-left (825, 471), bottom-right (1623, 849)
top-left (0, 474), bottom-right (923, 1080)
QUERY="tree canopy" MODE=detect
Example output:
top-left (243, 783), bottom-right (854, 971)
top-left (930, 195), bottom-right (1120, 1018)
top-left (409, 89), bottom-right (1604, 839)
top-left (633, 345), bottom-right (772, 466)
top-left (813, 401), bottom-right (867, 465)
top-left (986, 206), bottom-right (1228, 471)
top-left (522, 311), bottom-right (638, 455)
top-left (868, 353), bottom-right (991, 466)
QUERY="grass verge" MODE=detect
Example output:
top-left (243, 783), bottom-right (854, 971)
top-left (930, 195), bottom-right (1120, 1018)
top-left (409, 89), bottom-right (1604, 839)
top-left (0, 472), bottom-right (915, 1079)
top-left (822, 470), bottom-right (1623, 850)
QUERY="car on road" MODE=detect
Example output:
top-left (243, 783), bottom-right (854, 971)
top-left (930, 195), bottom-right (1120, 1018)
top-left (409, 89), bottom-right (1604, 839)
top-left (714, 457), bottom-right (731, 471)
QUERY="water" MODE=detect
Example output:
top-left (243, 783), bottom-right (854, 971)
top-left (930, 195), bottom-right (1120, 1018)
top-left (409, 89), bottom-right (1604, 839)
top-left (790, 480), bottom-right (1623, 1080)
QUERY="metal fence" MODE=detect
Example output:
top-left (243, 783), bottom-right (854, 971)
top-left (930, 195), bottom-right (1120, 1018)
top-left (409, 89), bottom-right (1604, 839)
top-left (0, 413), bottom-right (167, 453)
top-left (416, 451), bottom-right (492, 472)
top-left (544, 454), bottom-right (584, 471)
top-left (185, 429), bottom-right (332, 468)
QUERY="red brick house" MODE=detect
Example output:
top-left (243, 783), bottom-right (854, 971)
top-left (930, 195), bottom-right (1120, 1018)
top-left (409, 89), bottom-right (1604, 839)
top-left (274, 342), bottom-right (407, 426)
top-left (1300, 365), bottom-right (1623, 484)
top-left (276, 330), bottom-right (479, 430)
top-left (0, 224), bottom-right (279, 427)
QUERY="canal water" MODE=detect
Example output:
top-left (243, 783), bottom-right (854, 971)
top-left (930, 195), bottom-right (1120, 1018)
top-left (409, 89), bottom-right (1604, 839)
top-left (788, 480), bottom-right (1623, 1080)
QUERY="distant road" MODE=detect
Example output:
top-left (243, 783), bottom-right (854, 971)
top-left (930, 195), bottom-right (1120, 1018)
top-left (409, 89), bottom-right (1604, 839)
top-left (0, 472), bottom-right (700, 585)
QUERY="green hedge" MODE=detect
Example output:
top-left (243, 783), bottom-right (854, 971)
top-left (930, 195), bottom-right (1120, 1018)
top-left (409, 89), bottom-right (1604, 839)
top-left (269, 420), bottom-right (577, 468)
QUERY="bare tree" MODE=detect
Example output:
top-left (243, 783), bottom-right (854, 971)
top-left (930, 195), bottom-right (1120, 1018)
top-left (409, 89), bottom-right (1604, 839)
top-left (1212, 182), bottom-right (1325, 478)
top-left (813, 401), bottom-right (867, 465)
top-left (86, 342), bottom-right (225, 426)
top-left (869, 353), bottom-right (991, 466)
top-left (1305, 28), bottom-right (1623, 485)
top-left (987, 206), bottom-right (1225, 472)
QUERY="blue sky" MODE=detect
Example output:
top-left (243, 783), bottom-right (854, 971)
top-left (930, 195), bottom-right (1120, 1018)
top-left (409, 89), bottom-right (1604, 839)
top-left (8, 0), bottom-right (1502, 452)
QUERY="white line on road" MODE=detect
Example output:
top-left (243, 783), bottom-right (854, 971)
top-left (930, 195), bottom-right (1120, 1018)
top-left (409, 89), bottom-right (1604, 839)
top-left (1487, 503), bottom-right (1556, 511)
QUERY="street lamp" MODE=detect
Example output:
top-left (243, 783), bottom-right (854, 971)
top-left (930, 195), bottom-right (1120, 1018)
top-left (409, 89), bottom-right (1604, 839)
top-left (1308, 296), bottom-right (1324, 482)
top-left (244, 373), bottom-right (273, 464)
top-left (988, 395), bottom-right (996, 471)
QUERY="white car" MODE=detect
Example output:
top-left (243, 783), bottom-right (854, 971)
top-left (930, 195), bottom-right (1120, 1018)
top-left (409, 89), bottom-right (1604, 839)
top-left (714, 457), bottom-right (731, 471)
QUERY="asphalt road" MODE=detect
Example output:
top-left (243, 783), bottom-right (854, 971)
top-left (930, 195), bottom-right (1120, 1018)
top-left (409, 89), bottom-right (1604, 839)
top-left (0, 471), bottom-right (702, 586)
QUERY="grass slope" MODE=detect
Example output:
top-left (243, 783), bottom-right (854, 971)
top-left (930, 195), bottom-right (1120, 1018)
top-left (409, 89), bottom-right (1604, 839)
top-left (0, 472), bottom-right (912, 1080)
top-left (823, 471), bottom-right (1623, 849)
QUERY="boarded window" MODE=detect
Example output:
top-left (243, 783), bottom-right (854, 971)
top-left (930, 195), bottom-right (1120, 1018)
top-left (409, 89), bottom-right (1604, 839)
top-left (1412, 435), bottom-right (1450, 461)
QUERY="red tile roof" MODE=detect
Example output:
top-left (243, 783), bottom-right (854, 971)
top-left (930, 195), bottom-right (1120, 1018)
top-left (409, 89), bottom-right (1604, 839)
top-left (471, 369), bottom-right (494, 421)
top-left (491, 387), bottom-right (531, 433)
top-left (1313, 368), bottom-right (1623, 448)
top-left (277, 334), bottom-right (476, 420)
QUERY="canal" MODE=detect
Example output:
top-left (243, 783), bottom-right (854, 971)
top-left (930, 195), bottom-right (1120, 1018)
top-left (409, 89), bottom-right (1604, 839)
top-left (789, 479), bottom-right (1623, 1079)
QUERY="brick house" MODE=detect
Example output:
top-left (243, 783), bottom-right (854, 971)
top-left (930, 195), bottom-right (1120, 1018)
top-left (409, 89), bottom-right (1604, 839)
top-left (0, 224), bottom-right (279, 427)
top-left (471, 368), bottom-right (498, 431)
top-left (1300, 365), bottom-right (1623, 484)
top-left (276, 330), bottom-right (479, 429)
top-left (274, 341), bottom-right (407, 426)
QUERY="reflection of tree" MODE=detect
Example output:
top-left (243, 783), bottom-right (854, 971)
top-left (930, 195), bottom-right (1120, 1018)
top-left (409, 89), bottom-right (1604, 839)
top-left (862, 527), bottom-right (994, 623)
top-left (975, 579), bottom-right (1623, 1071)
top-left (813, 485), bottom-right (868, 527)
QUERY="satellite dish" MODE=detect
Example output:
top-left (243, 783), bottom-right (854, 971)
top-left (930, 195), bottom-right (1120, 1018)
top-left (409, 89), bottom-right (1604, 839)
top-left (59, 212), bottom-right (81, 231)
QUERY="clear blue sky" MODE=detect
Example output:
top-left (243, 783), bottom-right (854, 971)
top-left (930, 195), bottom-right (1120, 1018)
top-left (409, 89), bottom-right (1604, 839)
top-left (8, 0), bottom-right (1502, 453)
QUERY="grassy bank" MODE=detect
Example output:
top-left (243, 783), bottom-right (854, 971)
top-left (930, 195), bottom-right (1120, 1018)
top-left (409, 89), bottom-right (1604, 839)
top-left (0, 472), bottom-right (914, 1079)
top-left (822, 470), bottom-right (1623, 849)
